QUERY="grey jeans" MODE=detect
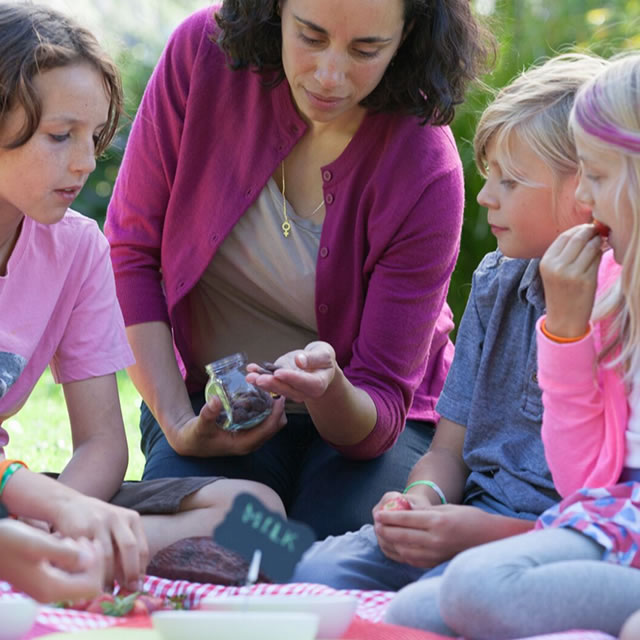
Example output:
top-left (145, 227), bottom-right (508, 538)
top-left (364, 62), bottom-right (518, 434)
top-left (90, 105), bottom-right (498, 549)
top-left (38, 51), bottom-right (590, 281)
top-left (385, 527), bottom-right (640, 639)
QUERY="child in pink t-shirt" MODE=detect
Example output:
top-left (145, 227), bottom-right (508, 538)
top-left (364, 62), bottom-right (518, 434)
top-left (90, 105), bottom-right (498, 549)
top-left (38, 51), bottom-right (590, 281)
top-left (0, 3), bottom-right (284, 602)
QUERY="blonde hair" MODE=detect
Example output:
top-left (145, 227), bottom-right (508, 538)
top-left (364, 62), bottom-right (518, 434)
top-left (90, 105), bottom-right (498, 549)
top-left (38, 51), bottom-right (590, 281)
top-left (474, 53), bottom-right (609, 218)
top-left (570, 53), bottom-right (640, 379)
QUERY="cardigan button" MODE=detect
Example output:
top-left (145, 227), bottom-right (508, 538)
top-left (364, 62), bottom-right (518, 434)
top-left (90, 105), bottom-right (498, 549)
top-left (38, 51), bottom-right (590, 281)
top-left (319, 247), bottom-right (329, 258)
top-left (318, 303), bottom-right (329, 314)
top-left (322, 170), bottom-right (333, 182)
top-left (325, 193), bottom-right (334, 205)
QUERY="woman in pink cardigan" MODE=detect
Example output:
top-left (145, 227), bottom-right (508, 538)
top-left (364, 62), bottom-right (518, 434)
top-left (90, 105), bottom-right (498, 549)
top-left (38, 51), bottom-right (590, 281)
top-left (105, 0), bottom-right (493, 538)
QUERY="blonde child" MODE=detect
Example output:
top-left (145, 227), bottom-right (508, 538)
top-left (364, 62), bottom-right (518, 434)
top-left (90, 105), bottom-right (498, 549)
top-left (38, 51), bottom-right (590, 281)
top-left (432, 53), bottom-right (640, 639)
top-left (293, 54), bottom-right (603, 621)
top-left (0, 3), bottom-right (283, 598)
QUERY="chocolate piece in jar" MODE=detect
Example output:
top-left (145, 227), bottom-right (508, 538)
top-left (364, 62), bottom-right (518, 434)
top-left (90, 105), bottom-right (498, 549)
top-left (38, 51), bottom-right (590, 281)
top-left (205, 353), bottom-right (273, 431)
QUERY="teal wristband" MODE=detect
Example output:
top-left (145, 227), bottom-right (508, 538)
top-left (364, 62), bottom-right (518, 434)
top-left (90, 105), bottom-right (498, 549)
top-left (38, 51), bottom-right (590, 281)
top-left (0, 463), bottom-right (25, 496)
top-left (403, 480), bottom-right (447, 504)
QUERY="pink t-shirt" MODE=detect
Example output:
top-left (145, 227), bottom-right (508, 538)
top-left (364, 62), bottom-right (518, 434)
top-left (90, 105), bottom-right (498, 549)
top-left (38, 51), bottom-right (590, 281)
top-left (0, 210), bottom-right (134, 453)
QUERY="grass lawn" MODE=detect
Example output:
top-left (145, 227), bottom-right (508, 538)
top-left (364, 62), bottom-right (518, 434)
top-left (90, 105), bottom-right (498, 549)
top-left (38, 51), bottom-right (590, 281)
top-left (4, 369), bottom-right (146, 480)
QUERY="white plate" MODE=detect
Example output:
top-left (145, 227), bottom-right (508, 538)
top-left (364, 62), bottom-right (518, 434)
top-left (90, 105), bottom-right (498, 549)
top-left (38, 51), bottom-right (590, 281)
top-left (152, 610), bottom-right (319, 640)
top-left (0, 597), bottom-right (39, 640)
top-left (200, 593), bottom-right (358, 638)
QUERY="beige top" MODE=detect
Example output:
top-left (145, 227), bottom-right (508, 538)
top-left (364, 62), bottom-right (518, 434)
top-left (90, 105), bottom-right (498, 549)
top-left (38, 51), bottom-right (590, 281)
top-left (188, 178), bottom-right (322, 410)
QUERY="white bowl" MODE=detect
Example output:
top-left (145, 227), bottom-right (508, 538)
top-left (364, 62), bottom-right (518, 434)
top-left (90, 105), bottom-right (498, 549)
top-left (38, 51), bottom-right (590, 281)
top-left (200, 593), bottom-right (358, 638)
top-left (152, 610), bottom-right (319, 640)
top-left (0, 597), bottom-right (39, 640)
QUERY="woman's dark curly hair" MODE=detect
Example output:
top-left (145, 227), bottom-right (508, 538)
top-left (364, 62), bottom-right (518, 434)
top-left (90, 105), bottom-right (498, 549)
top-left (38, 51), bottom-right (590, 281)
top-left (215, 0), bottom-right (495, 125)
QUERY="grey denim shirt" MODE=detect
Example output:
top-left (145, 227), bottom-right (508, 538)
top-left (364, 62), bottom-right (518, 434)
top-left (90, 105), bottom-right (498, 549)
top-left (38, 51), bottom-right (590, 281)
top-left (436, 250), bottom-right (561, 518)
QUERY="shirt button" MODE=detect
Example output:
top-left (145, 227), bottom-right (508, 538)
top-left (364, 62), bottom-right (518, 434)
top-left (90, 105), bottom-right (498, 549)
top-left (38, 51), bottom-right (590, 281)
top-left (325, 193), bottom-right (335, 205)
top-left (319, 247), bottom-right (329, 258)
top-left (322, 170), bottom-right (333, 182)
top-left (318, 303), bottom-right (329, 314)
top-left (532, 372), bottom-right (538, 383)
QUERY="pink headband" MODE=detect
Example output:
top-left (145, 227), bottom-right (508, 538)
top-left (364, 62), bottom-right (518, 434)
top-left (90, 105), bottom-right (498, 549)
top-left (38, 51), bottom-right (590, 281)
top-left (574, 82), bottom-right (640, 154)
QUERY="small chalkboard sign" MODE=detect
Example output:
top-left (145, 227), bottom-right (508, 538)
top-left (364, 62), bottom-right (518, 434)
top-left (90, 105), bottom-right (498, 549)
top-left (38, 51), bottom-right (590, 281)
top-left (213, 493), bottom-right (316, 583)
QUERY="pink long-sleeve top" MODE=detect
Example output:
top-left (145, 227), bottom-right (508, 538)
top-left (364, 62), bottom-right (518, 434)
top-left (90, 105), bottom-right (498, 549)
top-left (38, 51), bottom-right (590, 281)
top-left (537, 250), bottom-right (627, 496)
top-left (105, 9), bottom-right (464, 459)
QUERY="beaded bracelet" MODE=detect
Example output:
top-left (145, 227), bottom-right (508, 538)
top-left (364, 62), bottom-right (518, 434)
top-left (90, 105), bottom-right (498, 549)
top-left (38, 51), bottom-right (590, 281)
top-left (0, 460), bottom-right (28, 497)
top-left (403, 480), bottom-right (447, 505)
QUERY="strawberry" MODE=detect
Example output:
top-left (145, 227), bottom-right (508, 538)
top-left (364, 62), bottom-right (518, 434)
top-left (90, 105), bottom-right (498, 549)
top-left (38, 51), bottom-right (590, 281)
top-left (593, 219), bottom-right (610, 238)
top-left (85, 593), bottom-right (116, 614)
top-left (129, 599), bottom-right (149, 616)
top-left (382, 497), bottom-right (412, 511)
top-left (136, 593), bottom-right (166, 613)
top-left (100, 591), bottom-right (139, 617)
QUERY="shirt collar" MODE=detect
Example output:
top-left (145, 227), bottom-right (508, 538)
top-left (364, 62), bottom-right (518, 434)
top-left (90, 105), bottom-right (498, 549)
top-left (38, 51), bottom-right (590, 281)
top-left (518, 258), bottom-right (545, 308)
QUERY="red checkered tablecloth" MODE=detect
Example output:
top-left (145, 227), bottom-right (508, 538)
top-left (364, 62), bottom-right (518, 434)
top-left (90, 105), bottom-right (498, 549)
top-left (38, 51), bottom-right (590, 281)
top-left (0, 577), bottom-right (618, 640)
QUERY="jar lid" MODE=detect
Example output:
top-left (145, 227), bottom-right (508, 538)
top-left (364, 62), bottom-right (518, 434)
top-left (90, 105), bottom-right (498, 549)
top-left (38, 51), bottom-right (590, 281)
top-left (205, 352), bottom-right (247, 376)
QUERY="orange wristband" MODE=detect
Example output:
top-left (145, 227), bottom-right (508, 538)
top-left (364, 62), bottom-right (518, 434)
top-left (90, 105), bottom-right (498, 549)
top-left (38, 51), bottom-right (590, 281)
top-left (540, 319), bottom-right (590, 344)
top-left (0, 459), bottom-right (28, 478)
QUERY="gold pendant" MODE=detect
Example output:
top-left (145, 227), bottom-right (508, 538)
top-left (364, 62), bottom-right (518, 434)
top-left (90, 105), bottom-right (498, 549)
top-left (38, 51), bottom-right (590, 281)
top-left (282, 221), bottom-right (291, 237)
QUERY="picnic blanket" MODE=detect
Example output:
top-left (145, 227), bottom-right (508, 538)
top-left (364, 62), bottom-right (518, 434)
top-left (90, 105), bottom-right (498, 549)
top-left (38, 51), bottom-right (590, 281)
top-left (0, 577), bottom-right (616, 640)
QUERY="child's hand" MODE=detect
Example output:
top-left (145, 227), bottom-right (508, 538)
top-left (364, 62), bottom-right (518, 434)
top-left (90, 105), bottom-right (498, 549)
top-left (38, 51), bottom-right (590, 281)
top-left (373, 504), bottom-right (519, 568)
top-left (539, 223), bottom-right (603, 339)
top-left (246, 341), bottom-right (338, 403)
top-left (0, 519), bottom-right (104, 603)
top-left (51, 495), bottom-right (148, 592)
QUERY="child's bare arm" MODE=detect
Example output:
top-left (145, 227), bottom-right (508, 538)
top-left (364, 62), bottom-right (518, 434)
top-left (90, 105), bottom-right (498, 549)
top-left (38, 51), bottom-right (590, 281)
top-left (403, 417), bottom-right (470, 506)
top-left (61, 373), bottom-right (128, 502)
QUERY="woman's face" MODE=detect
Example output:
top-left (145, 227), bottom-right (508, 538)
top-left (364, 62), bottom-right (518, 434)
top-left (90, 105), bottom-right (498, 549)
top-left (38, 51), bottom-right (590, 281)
top-left (280, 0), bottom-right (405, 128)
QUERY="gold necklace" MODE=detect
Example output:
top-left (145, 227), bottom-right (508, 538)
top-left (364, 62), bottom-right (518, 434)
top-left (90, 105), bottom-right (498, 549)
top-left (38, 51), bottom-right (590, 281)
top-left (280, 161), bottom-right (324, 238)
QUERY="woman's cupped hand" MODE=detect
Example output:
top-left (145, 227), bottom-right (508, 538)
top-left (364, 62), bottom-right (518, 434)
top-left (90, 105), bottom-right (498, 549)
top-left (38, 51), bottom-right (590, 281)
top-left (246, 341), bottom-right (338, 403)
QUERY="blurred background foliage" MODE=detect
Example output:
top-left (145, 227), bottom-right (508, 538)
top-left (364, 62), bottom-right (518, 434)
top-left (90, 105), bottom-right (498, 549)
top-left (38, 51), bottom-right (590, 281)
top-left (38, 0), bottom-right (640, 333)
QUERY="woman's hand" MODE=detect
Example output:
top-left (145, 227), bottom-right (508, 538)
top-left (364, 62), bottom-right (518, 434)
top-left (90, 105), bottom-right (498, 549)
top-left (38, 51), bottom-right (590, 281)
top-left (539, 223), bottom-right (604, 338)
top-left (0, 519), bottom-right (104, 603)
top-left (169, 395), bottom-right (287, 457)
top-left (246, 341), bottom-right (337, 403)
top-left (51, 494), bottom-right (148, 592)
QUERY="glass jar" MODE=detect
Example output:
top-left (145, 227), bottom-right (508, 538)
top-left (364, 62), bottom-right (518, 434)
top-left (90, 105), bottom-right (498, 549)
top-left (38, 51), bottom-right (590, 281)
top-left (204, 352), bottom-right (273, 431)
